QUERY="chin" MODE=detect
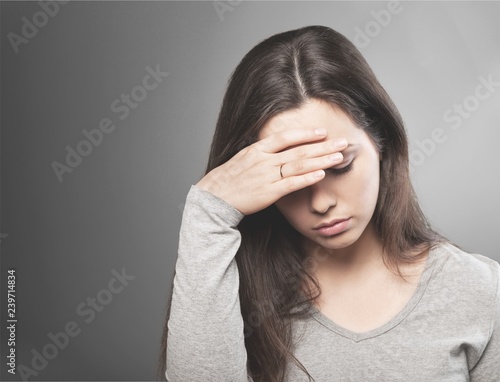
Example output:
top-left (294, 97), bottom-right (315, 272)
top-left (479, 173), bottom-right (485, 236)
top-left (308, 231), bottom-right (360, 252)
top-left (321, 236), bottom-right (358, 249)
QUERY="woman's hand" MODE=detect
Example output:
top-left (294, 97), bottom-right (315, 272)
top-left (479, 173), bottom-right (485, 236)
top-left (195, 127), bottom-right (348, 215)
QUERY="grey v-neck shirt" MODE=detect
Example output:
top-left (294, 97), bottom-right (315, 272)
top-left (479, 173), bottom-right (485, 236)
top-left (165, 185), bottom-right (500, 382)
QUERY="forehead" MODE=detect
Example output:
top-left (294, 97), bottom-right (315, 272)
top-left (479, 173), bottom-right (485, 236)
top-left (258, 99), bottom-right (363, 141)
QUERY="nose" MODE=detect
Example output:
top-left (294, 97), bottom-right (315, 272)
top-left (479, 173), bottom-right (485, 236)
top-left (308, 179), bottom-right (337, 214)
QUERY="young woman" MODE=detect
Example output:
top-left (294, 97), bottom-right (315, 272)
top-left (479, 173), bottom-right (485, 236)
top-left (158, 25), bottom-right (499, 381)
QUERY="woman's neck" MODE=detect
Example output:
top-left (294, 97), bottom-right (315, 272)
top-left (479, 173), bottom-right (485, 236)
top-left (302, 222), bottom-right (428, 304)
top-left (305, 221), bottom-right (387, 283)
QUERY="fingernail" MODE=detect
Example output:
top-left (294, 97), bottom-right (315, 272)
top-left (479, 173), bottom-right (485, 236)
top-left (336, 138), bottom-right (348, 148)
top-left (315, 128), bottom-right (327, 135)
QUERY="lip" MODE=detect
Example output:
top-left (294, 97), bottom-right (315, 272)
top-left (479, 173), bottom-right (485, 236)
top-left (314, 218), bottom-right (350, 230)
top-left (314, 218), bottom-right (351, 236)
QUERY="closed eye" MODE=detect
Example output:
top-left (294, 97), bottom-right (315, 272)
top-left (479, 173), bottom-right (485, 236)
top-left (326, 160), bottom-right (354, 176)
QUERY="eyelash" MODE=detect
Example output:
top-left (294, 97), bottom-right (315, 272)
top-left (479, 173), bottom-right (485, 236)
top-left (326, 160), bottom-right (354, 176)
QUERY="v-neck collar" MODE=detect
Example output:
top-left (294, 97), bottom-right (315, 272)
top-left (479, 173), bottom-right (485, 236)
top-left (308, 243), bottom-right (448, 342)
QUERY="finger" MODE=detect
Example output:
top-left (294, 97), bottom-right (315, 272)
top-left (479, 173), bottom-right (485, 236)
top-left (279, 137), bottom-right (348, 166)
top-left (255, 127), bottom-right (329, 153)
top-left (279, 152), bottom-right (344, 179)
top-left (274, 169), bottom-right (327, 195)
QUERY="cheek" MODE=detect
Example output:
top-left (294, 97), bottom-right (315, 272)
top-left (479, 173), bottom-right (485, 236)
top-left (274, 192), bottom-right (306, 221)
top-left (359, 165), bottom-right (380, 208)
top-left (344, 162), bottom-right (380, 208)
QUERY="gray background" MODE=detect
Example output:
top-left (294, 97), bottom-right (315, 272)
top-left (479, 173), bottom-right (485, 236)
top-left (1, 1), bottom-right (499, 381)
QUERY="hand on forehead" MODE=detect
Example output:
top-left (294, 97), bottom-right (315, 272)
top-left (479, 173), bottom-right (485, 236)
top-left (257, 112), bottom-right (333, 154)
top-left (256, 101), bottom-right (365, 156)
top-left (258, 100), bottom-right (350, 140)
top-left (258, 113), bottom-right (305, 140)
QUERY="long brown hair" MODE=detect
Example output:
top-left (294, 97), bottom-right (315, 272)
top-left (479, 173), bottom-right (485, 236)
top-left (157, 25), bottom-right (449, 382)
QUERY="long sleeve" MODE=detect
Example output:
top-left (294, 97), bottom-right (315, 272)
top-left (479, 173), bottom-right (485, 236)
top-left (165, 184), bottom-right (252, 382)
top-left (469, 260), bottom-right (500, 381)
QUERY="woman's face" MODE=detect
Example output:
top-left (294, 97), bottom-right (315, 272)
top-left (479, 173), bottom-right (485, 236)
top-left (258, 99), bottom-right (381, 255)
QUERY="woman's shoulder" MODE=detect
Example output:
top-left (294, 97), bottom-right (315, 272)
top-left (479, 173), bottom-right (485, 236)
top-left (434, 242), bottom-right (499, 279)
top-left (430, 241), bottom-right (500, 303)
